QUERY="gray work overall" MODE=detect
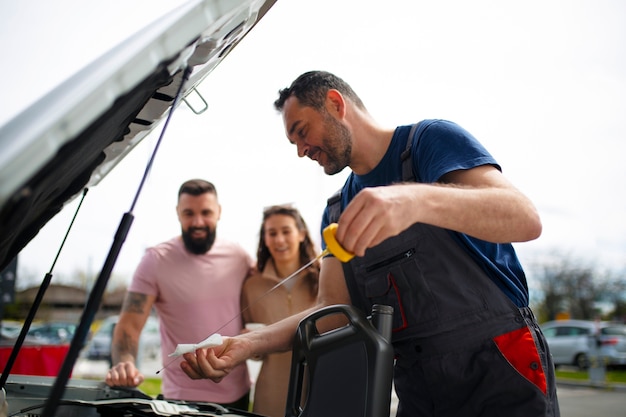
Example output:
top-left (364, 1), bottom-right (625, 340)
top-left (325, 125), bottom-right (559, 417)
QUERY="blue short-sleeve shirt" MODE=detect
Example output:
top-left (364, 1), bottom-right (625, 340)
top-left (322, 119), bottom-right (529, 307)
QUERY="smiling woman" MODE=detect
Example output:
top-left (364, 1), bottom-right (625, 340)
top-left (241, 204), bottom-right (320, 417)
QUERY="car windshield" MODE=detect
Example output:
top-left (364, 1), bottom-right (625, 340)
top-left (602, 326), bottom-right (626, 336)
top-left (556, 326), bottom-right (590, 336)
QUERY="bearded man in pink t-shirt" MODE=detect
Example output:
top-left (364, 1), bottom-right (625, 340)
top-left (105, 179), bottom-right (254, 409)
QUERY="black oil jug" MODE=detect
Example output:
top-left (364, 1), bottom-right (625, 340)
top-left (285, 304), bottom-right (394, 417)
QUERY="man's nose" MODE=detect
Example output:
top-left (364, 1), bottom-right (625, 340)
top-left (296, 141), bottom-right (309, 158)
top-left (191, 215), bottom-right (205, 226)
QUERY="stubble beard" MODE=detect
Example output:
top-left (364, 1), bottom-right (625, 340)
top-left (321, 112), bottom-right (352, 176)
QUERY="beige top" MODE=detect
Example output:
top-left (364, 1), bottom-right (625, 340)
top-left (241, 262), bottom-right (318, 417)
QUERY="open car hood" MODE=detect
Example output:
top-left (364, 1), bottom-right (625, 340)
top-left (0, 0), bottom-right (276, 273)
top-left (0, 0), bottom-right (276, 410)
top-left (0, 1), bottom-right (276, 414)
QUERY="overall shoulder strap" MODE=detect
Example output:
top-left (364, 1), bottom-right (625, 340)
top-left (328, 123), bottom-right (420, 223)
top-left (400, 123), bottom-right (419, 182)
top-left (326, 188), bottom-right (342, 224)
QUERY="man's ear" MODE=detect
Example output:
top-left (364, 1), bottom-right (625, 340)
top-left (326, 89), bottom-right (346, 118)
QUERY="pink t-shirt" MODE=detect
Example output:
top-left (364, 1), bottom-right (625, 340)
top-left (130, 236), bottom-right (253, 403)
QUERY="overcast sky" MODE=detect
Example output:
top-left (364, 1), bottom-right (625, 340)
top-left (2, 0), bottom-right (625, 291)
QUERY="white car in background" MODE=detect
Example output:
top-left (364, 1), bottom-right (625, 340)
top-left (541, 319), bottom-right (626, 370)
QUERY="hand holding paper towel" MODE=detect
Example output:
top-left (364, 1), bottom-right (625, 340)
top-left (168, 334), bottom-right (223, 357)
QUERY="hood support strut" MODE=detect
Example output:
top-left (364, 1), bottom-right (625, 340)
top-left (41, 65), bottom-right (193, 417)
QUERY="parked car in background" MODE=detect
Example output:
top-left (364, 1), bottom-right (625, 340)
top-left (85, 315), bottom-right (160, 366)
top-left (0, 321), bottom-right (21, 340)
top-left (541, 319), bottom-right (626, 370)
top-left (27, 322), bottom-right (77, 344)
top-left (1, 320), bottom-right (85, 346)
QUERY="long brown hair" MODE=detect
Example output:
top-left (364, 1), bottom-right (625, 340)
top-left (257, 205), bottom-right (319, 295)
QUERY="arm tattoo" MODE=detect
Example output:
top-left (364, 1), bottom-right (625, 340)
top-left (112, 332), bottom-right (139, 363)
top-left (112, 292), bottom-right (148, 363)
top-left (122, 292), bottom-right (148, 314)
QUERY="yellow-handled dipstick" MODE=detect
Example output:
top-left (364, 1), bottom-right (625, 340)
top-left (322, 223), bottom-right (355, 262)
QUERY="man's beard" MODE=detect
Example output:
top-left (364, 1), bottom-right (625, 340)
top-left (321, 111), bottom-right (352, 175)
top-left (181, 226), bottom-right (217, 254)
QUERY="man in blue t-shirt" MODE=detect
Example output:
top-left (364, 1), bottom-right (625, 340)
top-left (180, 71), bottom-right (560, 417)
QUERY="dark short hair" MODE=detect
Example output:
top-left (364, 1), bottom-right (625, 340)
top-left (274, 70), bottom-right (365, 112)
top-left (178, 179), bottom-right (217, 198)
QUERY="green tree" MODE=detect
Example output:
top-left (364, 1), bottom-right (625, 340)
top-left (598, 272), bottom-right (626, 321)
top-left (529, 251), bottom-right (622, 321)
